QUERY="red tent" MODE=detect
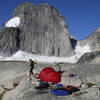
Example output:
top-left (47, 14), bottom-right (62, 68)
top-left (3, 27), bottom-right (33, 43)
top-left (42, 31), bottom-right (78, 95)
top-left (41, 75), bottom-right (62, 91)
top-left (38, 67), bottom-right (61, 84)
top-left (38, 67), bottom-right (55, 80)
top-left (44, 71), bottom-right (61, 83)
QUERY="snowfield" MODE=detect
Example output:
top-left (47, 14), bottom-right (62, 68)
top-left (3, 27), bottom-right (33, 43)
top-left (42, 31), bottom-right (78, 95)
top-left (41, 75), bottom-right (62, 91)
top-left (0, 44), bottom-right (91, 63)
top-left (5, 17), bottom-right (20, 27)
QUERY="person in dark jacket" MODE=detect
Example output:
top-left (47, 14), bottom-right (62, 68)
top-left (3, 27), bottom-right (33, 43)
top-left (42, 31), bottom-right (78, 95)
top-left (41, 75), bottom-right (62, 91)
top-left (28, 59), bottom-right (37, 81)
top-left (29, 59), bottom-right (35, 76)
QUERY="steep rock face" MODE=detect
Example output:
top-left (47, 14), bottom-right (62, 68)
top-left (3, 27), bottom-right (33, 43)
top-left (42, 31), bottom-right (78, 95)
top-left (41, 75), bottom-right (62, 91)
top-left (79, 28), bottom-right (100, 52)
top-left (0, 27), bottom-right (20, 56)
top-left (77, 51), bottom-right (100, 64)
top-left (12, 2), bottom-right (73, 57)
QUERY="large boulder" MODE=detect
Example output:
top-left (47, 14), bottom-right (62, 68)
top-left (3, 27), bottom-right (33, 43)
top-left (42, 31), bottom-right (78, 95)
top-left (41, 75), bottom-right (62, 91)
top-left (77, 51), bottom-right (100, 64)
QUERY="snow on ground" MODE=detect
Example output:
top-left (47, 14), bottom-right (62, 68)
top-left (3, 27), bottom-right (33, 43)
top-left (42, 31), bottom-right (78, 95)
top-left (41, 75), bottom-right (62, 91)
top-left (5, 17), bottom-right (20, 27)
top-left (0, 44), bottom-right (91, 63)
top-left (0, 51), bottom-right (77, 63)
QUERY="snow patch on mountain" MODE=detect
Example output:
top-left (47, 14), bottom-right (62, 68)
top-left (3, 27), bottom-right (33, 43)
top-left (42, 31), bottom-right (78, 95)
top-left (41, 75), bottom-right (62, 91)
top-left (5, 17), bottom-right (20, 27)
top-left (75, 44), bottom-right (91, 59)
top-left (0, 44), bottom-right (91, 63)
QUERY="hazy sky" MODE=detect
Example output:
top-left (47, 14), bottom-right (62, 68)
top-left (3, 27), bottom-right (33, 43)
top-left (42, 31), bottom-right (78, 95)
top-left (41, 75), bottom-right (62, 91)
top-left (0, 0), bottom-right (100, 40)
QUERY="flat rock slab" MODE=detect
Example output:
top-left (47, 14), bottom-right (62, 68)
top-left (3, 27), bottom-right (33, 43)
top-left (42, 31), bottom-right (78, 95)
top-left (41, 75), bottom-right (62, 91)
top-left (0, 61), bottom-right (100, 100)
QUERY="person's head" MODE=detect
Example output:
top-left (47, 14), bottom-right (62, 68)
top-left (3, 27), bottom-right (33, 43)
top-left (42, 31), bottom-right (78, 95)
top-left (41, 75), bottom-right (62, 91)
top-left (29, 59), bottom-right (33, 61)
top-left (29, 59), bottom-right (37, 64)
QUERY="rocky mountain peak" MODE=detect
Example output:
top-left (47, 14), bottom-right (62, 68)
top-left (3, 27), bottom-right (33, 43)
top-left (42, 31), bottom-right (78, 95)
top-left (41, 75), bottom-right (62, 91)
top-left (0, 2), bottom-right (73, 57)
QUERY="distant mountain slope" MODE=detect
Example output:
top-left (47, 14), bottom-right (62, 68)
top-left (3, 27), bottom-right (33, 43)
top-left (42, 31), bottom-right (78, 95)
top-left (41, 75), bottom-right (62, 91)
top-left (79, 28), bottom-right (100, 52)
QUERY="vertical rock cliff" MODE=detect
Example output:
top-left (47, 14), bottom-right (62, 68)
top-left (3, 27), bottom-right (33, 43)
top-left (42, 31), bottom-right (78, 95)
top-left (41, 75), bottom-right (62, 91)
top-left (0, 2), bottom-right (73, 57)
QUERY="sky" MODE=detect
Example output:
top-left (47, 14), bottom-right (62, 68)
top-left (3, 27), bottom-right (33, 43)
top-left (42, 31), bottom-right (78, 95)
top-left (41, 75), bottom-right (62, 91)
top-left (0, 0), bottom-right (100, 40)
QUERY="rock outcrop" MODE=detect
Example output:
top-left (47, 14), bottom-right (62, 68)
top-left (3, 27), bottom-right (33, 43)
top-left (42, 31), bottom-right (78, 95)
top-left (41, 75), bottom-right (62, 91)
top-left (77, 51), bottom-right (100, 64)
top-left (0, 2), bottom-right (73, 57)
top-left (0, 27), bottom-right (20, 56)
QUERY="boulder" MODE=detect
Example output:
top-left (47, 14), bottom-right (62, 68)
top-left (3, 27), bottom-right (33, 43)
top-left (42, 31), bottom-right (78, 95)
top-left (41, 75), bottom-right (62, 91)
top-left (77, 51), bottom-right (100, 64)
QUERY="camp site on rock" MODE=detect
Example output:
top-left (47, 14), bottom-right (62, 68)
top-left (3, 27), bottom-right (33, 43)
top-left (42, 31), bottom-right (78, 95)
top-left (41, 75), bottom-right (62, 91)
top-left (0, 2), bottom-right (100, 100)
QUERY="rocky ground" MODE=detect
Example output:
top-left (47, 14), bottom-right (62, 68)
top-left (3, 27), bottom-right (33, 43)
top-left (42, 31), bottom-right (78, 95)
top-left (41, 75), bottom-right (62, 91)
top-left (0, 61), bottom-right (100, 100)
